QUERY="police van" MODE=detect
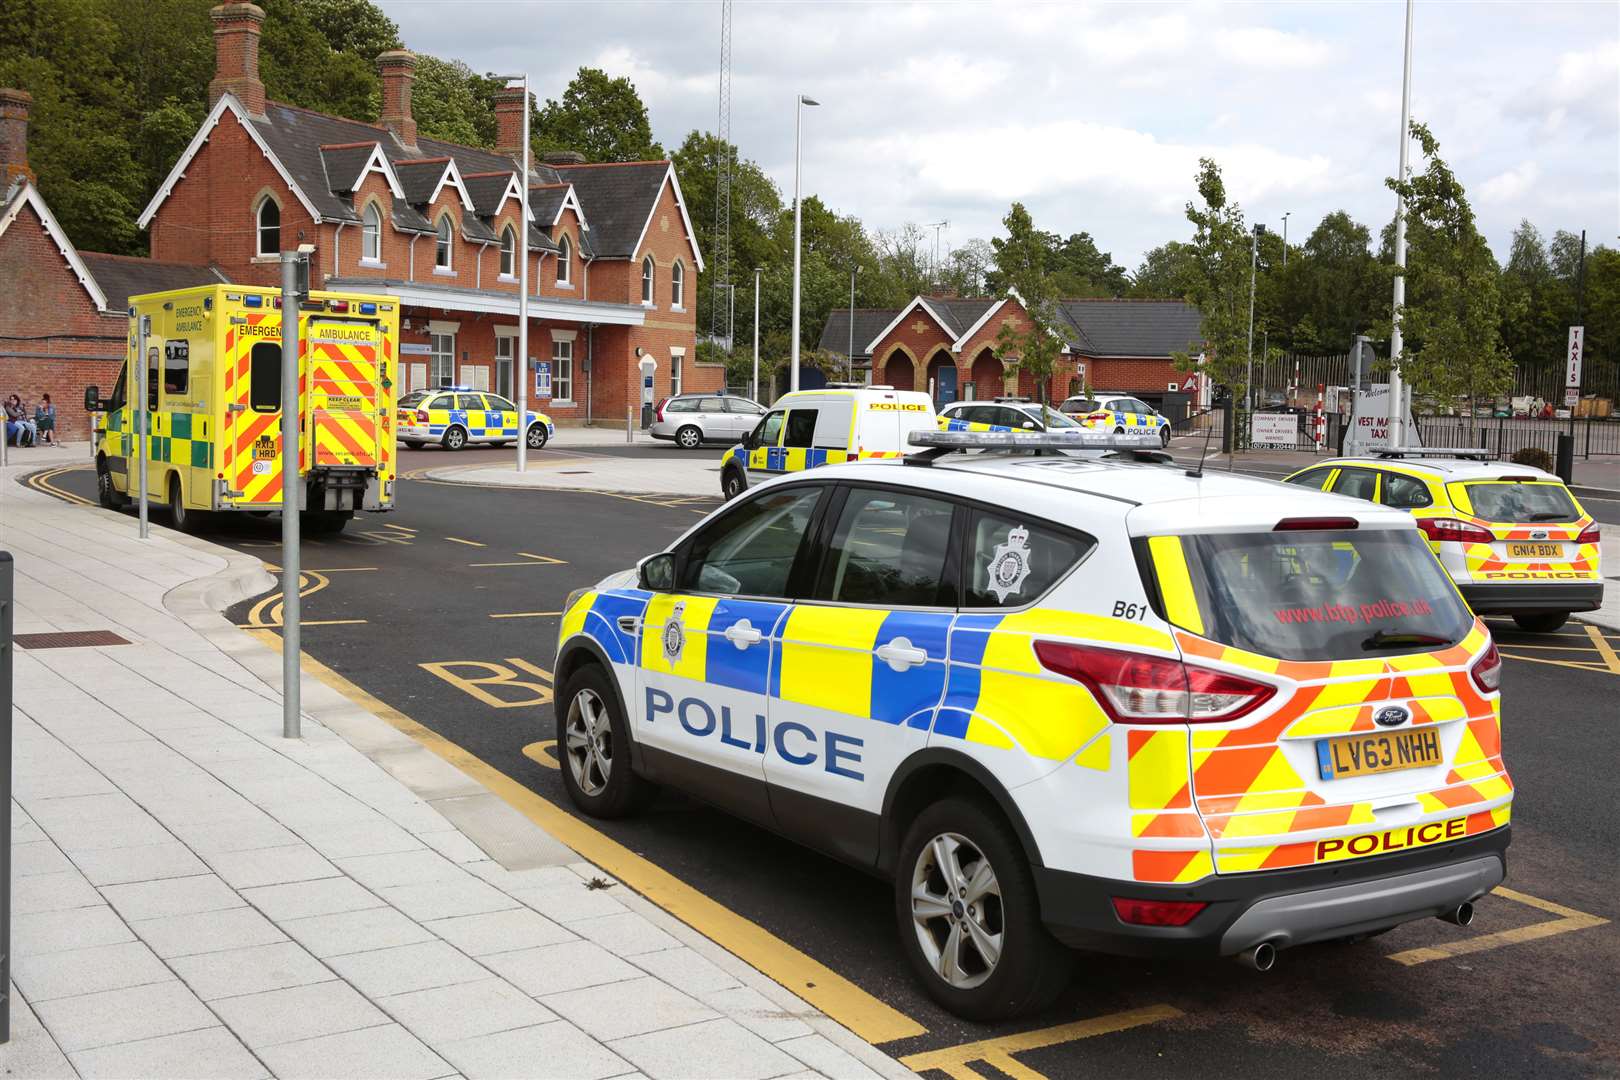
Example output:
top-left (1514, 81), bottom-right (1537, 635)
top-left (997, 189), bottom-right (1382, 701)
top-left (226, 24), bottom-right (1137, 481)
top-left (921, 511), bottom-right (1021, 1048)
top-left (718, 386), bottom-right (936, 499)
top-left (556, 430), bottom-right (1510, 1019)
top-left (86, 284), bottom-right (399, 534)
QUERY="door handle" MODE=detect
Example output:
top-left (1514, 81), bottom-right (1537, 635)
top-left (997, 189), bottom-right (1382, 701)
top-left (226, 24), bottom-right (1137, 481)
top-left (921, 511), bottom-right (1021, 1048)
top-left (876, 637), bottom-right (928, 672)
top-left (617, 615), bottom-right (641, 635)
top-left (723, 620), bottom-right (762, 649)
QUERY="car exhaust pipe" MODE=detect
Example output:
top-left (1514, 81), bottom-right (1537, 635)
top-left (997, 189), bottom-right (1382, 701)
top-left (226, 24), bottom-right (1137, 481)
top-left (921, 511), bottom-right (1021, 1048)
top-left (1438, 901), bottom-right (1474, 927)
top-left (1237, 940), bottom-right (1278, 972)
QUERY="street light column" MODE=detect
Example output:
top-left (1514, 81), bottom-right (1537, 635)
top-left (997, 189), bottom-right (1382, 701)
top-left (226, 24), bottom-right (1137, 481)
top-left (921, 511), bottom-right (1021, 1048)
top-left (752, 267), bottom-right (761, 402)
top-left (790, 93), bottom-right (819, 393)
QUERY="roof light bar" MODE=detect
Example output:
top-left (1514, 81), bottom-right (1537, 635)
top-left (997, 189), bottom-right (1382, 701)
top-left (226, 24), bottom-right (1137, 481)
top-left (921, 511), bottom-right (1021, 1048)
top-left (909, 429), bottom-right (1163, 452)
top-left (1373, 447), bottom-right (1493, 460)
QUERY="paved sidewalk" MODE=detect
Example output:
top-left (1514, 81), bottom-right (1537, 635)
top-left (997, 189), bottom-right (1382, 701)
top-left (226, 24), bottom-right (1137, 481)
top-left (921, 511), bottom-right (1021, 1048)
top-left (0, 466), bottom-right (910, 1079)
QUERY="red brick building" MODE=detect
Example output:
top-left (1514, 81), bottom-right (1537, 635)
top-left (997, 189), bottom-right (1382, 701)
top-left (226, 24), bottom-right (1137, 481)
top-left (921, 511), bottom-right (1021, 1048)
top-left (2, 1), bottom-right (708, 437)
top-left (820, 293), bottom-right (1206, 408)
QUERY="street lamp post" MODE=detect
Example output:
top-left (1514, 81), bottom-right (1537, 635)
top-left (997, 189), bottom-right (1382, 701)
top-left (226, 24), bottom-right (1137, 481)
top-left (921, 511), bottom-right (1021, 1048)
top-left (847, 264), bottom-right (859, 382)
top-left (1388, 0), bottom-right (1414, 449)
top-left (1281, 211), bottom-right (1290, 268)
top-left (497, 73), bottom-right (532, 472)
top-left (752, 267), bottom-right (762, 402)
top-left (790, 93), bottom-right (819, 392)
top-left (1245, 224), bottom-right (1266, 419)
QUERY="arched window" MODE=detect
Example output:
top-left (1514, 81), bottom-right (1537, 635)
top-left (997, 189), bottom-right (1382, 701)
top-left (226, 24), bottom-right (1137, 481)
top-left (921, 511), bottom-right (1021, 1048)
top-left (255, 196), bottom-right (280, 256)
top-left (557, 234), bottom-right (572, 286)
top-left (641, 256), bottom-right (655, 305)
top-left (435, 214), bottom-right (453, 269)
top-left (361, 202), bottom-right (382, 262)
top-left (499, 225), bottom-right (516, 277)
top-left (671, 260), bottom-right (684, 309)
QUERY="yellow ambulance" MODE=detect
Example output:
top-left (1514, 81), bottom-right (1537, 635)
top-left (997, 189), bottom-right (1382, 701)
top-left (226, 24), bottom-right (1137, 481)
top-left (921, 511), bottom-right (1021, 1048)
top-left (86, 284), bottom-right (400, 535)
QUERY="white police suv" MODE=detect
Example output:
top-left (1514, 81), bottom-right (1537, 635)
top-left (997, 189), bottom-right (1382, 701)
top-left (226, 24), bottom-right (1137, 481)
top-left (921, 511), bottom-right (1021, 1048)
top-left (554, 430), bottom-right (1511, 1020)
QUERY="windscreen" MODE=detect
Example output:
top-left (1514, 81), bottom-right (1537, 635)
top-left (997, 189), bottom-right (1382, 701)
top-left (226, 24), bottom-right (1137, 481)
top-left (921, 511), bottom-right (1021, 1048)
top-left (1176, 529), bottom-right (1473, 660)
top-left (1035, 406), bottom-right (1081, 428)
top-left (399, 390), bottom-right (431, 408)
top-left (1461, 481), bottom-right (1579, 523)
top-left (1061, 398), bottom-right (1099, 414)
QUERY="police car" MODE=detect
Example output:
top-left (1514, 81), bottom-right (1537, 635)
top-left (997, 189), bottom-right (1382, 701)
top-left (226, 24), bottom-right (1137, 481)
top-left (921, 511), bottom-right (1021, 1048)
top-left (396, 387), bottom-right (554, 451)
top-left (555, 429), bottom-right (1510, 1019)
top-left (1060, 392), bottom-right (1172, 446)
top-left (1284, 448), bottom-right (1603, 632)
top-left (937, 398), bottom-right (1084, 433)
top-left (718, 385), bottom-right (936, 499)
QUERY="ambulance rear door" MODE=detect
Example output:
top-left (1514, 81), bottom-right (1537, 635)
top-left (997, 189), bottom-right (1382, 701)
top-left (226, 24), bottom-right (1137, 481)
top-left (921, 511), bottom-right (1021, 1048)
top-left (305, 319), bottom-right (383, 472)
top-left (222, 304), bottom-right (289, 509)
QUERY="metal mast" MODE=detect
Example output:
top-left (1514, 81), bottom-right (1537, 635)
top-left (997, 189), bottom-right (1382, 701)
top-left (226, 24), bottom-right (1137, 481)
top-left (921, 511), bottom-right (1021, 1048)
top-left (710, 0), bottom-right (733, 349)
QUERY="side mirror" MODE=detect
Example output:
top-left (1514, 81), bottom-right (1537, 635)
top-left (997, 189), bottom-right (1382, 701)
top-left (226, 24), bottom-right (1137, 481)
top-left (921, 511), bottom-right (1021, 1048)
top-left (84, 386), bottom-right (101, 412)
top-left (1022, 420), bottom-right (1037, 429)
top-left (637, 552), bottom-right (675, 592)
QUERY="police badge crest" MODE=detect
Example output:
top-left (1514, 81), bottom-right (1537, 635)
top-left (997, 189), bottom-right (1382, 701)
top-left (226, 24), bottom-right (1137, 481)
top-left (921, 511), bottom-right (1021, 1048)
top-left (987, 525), bottom-right (1033, 602)
top-left (662, 602), bottom-right (686, 662)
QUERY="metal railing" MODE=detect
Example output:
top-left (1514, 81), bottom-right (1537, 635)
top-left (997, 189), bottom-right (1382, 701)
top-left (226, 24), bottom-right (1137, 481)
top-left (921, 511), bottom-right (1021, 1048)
top-left (1414, 415), bottom-right (1620, 460)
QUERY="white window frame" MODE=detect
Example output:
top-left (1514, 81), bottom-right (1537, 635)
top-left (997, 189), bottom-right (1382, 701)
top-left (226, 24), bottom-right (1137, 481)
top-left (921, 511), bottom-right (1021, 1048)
top-left (494, 327), bottom-right (516, 400)
top-left (255, 195), bottom-right (281, 257)
top-left (428, 321), bottom-right (459, 388)
top-left (556, 234), bottom-right (572, 287)
top-left (641, 256), bottom-right (655, 307)
top-left (670, 345), bottom-right (685, 396)
top-left (671, 259), bottom-right (684, 310)
top-left (499, 225), bottom-right (516, 279)
top-left (434, 213), bottom-right (454, 272)
top-left (551, 333), bottom-right (574, 404)
top-left (361, 201), bottom-right (382, 263)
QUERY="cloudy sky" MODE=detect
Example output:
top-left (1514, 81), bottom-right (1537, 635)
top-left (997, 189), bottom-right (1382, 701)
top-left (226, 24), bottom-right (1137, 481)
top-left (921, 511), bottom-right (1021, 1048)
top-left (383, 1), bottom-right (1619, 270)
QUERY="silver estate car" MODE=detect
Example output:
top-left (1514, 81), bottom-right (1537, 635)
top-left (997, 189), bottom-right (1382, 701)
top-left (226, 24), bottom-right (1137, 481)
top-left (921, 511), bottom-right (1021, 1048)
top-left (649, 394), bottom-right (766, 449)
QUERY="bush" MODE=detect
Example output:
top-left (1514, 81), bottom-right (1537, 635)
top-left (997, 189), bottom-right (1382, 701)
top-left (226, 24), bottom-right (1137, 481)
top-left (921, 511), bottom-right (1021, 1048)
top-left (1509, 447), bottom-right (1554, 473)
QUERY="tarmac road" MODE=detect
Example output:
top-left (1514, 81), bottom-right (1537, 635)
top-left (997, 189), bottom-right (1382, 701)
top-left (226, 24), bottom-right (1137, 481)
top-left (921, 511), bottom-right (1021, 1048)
top-left (35, 460), bottom-right (1620, 1079)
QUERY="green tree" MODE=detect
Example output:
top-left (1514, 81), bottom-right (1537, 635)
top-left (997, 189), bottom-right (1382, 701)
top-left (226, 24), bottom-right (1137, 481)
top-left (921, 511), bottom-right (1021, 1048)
top-left (990, 202), bottom-right (1064, 403)
top-left (1385, 121), bottom-right (1512, 421)
top-left (1498, 220), bottom-right (1567, 378)
top-left (411, 56), bottom-right (501, 148)
top-left (1288, 210), bottom-right (1383, 353)
top-left (1171, 159), bottom-right (1255, 401)
top-left (1130, 241), bottom-right (1197, 298)
top-left (301, 0), bottom-right (401, 61)
top-left (537, 67), bottom-right (662, 163)
top-left (259, 0), bottom-right (378, 120)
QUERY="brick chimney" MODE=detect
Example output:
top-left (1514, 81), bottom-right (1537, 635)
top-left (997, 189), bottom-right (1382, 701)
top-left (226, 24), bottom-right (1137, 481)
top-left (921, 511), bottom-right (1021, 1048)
top-left (0, 89), bottom-right (34, 187)
top-left (378, 50), bottom-right (417, 149)
top-left (493, 86), bottom-right (526, 159)
top-left (208, 2), bottom-right (266, 117)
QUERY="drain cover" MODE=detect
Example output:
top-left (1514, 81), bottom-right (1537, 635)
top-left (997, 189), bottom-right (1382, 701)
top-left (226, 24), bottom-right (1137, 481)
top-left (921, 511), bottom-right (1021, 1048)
top-left (14, 630), bottom-right (131, 650)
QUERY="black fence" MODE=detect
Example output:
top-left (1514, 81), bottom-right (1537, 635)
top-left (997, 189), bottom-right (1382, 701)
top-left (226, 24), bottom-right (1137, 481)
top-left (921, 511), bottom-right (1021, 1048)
top-left (1415, 415), bottom-right (1620, 460)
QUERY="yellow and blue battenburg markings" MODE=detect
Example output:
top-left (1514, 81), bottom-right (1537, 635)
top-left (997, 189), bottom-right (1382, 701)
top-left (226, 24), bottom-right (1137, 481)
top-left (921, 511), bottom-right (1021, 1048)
top-left (939, 418), bottom-right (1013, 433)
top-left (416, 406), bottom-right (550, 439)
top-left (725, 444), bottom-right (851, 473)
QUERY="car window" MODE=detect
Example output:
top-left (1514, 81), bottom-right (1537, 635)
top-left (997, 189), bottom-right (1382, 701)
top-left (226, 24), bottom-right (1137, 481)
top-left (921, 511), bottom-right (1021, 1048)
top-left (816, 487), bottom-right (956, 607)
top-left (430, 395), bottom-right (457, 411)
top-left (1132, 399), bottom-right (1153, 414)
top-left (995, 408), bottom-right (1036, 429)
top-left (1380, 473), bottom-right (1433, 509)
top-left (486, 394), bottom-right (517, 412)
top-left (964, 510), bottom-right (1094, 608)
top-left (727, 398), bottom-right (763, 415)
top-left (1285, 467), bottom-right (1334, 490)
top-left (1038, 406), bottom-right (1080, 428)
top-left (680, 486), bottom-right (824, 598)
top-left (457, 394), bottom-right (487, 410)
top-left (700, 397), bottom-right (726, 411)
top-left (1062, 398), bottom-right (1099, 414)
top-left (1331, 467), bottom-right (1379, 502)
top-left (399, 390), bottom-right (431, 408)
top-left (1104, 399), bottom-right (1128, 412)
top-left (1461, 481), bottom-right (1578, 522)
top-left (784, 409), bottom-right (817, 448)
top-left (753, 410), bottom-right (785, 447)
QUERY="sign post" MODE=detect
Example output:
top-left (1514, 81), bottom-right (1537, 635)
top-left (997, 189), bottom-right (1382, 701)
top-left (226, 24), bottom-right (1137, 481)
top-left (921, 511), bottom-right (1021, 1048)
top-left (279, 250), bottom-right (308, 740)
top-left (1565, 325), bottom-right (1584, 414)
top-left (136, 315), bottom-right (151, 539)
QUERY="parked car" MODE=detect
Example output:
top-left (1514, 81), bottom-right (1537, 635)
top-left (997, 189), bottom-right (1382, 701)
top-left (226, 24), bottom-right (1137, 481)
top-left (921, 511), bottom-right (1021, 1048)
top-left (650, 394), bottom-right (768, 449)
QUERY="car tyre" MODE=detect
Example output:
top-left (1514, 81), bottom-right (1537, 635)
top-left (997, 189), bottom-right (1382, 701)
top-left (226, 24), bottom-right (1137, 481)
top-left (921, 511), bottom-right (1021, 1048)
top-left (557, 664), bottom-right (652, 818)
top-left (526, 424), bottom-right (548, 451)
top-left (895, 795), bottom-right (1071, 1021)
top-left (1160, 426), bottom-right (1172, 447)
top-left (96, 455), bottom-right (128, 509)
top-left (1113, 425), bottom-right (1125, 435)
top-left (1512, 612), bottom-right (1568, 633)
top-left (302, 510), bottom-right (352, 535)
top-left (168, 474), bottom-right (205, 534)
top-left (676, 425), bottom-right (702, 450)
top-left (721, 467), bottom-right (746, 500)
top-left (441, 425), bottom-right (468, 451)
top-left (403, 439), bottom-right (424, 450)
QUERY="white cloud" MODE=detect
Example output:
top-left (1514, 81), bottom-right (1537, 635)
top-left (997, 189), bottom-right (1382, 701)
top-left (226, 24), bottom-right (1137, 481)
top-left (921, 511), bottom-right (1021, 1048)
top-left (1479, 161), bottom-right (1541, 204)
top-left (1213, 26), bottom-right (1331, 69)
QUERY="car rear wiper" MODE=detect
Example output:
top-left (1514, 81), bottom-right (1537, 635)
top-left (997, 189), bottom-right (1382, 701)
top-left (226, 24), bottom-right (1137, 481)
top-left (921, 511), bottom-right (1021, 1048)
top-left (1361, 630), bottom-right (1452, 651)
top-left (1527, 512), bottom-right (1568, 521)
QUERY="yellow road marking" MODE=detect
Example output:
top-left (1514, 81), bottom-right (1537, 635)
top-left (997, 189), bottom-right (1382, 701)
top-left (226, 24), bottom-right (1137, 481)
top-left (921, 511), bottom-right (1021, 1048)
top-left (522, 739), bottom-right (560, 770)
top-left (260, 564), bottom-right (379, 574)
top-left (237, 619), bottom-right (368, 629)
top-left (246, 630), bottom-right (925, 1044)
top-left (1387, 885), bottom-right (1610, 966)
top-left (470, 552), bottom-right (567, 568)
top-left (490, 611), bottom-right (563, 620)
top-left (27, 466), bottom-right (96, 506)
top-left (899, 1005), bottom-right (1182, 1078)
top-left (445, 537), bottom-right (485, 547)
top-left (1584, 623), bottom-right (1620, 675)
top-left (1498, 652), bottom-right (1615, 675)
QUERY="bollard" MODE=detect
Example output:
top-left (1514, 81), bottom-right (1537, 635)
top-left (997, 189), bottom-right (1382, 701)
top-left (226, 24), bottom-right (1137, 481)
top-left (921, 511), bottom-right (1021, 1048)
top-left (626, 404), bottom-right (633, 444)
top-left (1556, 433), bottom-right (1575, 485)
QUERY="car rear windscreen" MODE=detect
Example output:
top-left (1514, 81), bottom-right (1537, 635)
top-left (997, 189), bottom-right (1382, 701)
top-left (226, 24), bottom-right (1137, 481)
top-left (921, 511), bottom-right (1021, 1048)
top-left (1061, 398), bottom-right (1099, 413)
top-left (1461, 481), bottom-right (1579, 523)
top-left (1172, 529), bottom-right (1473, 661)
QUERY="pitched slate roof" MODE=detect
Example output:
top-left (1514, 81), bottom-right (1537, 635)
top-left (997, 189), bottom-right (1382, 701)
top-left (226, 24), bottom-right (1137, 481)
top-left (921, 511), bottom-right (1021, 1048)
top-left (392, 158), bottom-right (453, 205)
top-left (818, 308), bottom-right (901, 359)
top-left (551, 162), bottom-right (669, 259)
top-left (319, 143), bottom-right (375, 192)
top-left (462, 172), bottom-right (514, 216)
top-left (80, 251), bottom-right (225, 311)
top-left (1056, 299), bottom-right (1203, 357)
top-left (925, 297), bottom-right (997, 338)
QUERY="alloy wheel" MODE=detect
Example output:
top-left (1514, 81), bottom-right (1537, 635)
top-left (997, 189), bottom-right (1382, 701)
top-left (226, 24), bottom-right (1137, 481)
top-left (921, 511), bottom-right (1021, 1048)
top-left (564, 688), bottom-right (613, 796)
top-left (910, 831), bottom-right (1004, 990)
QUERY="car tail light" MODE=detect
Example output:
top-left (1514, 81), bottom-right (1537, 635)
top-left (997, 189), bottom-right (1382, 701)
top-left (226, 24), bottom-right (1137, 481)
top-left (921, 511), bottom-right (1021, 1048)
top-left (1274, 517), bottom-right (1359, 531)
top-left (1416, 517), bottom-right (1495, 545)
top-left (327, 299), bottom-right (349, 313)
top-left (1033, 642), bottom-right (1276, 724)
top-left (655, 397), bottom-right (670, 421)
top-left (1576, 524), bottom-right (1601, 545)
top-left (1111, 897), bottom-right (1208, 927)
top-left (1470, 639), bottom-right (1502, 694)
top-left (415, 409), bottom-right (429, 423)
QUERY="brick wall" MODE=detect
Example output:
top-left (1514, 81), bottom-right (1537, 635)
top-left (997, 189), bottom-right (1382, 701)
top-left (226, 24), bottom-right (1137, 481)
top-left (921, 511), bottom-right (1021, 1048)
top-left (870, 306), bottom-right (952, 393)
top-left (1087, 356), bottom-right (1183, 395)
top-left (0, 200), bottom-right (124, 440)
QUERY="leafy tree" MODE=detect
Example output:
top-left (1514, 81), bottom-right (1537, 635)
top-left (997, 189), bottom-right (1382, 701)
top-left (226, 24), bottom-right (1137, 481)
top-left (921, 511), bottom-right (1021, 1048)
top-left (939, 238), bottom-right (994, 296)
top-left (301, 0), bottom-right (401, 61)
top-left (1049, 230), bottom-right (1129, 297)
top-left (990, 202), bottom-right (1065, 403)
top-left (411, 56), bottom-right (501, 149)
top-left (1498, 220), bottom-right (1567, 379)
top-left (260, 0), bottom-right (378, 120)
top-left (1170, 159), bottom-right (1256, 401)
top-left (1130, 241), bottom-right (1197, 298)
top-left (1287, 210), bottom-right (1384, 353)
top-left (1385, 121), bottom-right (1512, 421)
top-left (537, 67), bottom-right (662, 163)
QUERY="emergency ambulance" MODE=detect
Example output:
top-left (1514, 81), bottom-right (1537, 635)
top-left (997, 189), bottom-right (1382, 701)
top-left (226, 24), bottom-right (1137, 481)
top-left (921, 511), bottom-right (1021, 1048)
top-left (1284, 448), bottom-right (1602, 632)
top-left (86, 284), bottom-right (400, 535)
top-left (717, 385), bottom-right (936, 499)
top-left (555, 429), bottom-right (1510, 1020)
